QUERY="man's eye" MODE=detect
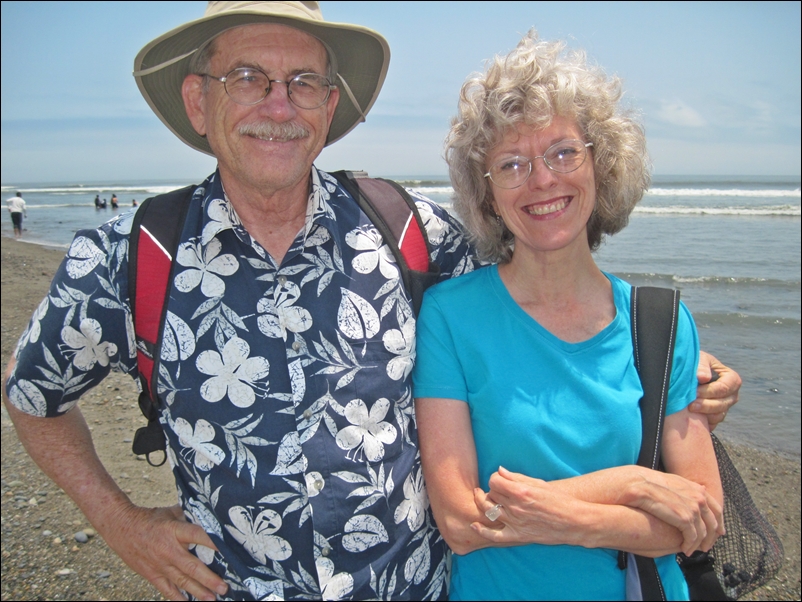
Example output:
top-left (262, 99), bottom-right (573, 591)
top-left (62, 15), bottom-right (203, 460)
top-left (232, 70), bottom-right (262, 85)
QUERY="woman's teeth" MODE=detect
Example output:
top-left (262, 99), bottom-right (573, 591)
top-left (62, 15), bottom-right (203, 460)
top-left (525, 197), bottom-right (569, 215)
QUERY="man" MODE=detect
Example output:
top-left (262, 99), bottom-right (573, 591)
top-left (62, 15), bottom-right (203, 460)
top-left (3, 3), bottom-right (740, 601)
top-left (7, 191), bottom-right (27, 238)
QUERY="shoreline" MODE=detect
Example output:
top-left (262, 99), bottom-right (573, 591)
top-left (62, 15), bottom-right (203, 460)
top-left (1, 235), bottom-right (799, 600)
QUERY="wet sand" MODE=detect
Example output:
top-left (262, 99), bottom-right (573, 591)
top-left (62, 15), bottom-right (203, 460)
top-left (1, 236), bottom-right (799, 600)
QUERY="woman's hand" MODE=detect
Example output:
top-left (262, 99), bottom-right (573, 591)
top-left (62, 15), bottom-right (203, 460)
top-left (473, 465), bottom-right (723, 556)
top-left (661, 408), bottom-right (725, 555)
top-left (470, 467), bottom-right (590, 547)
top-left (617, 469), bottom-right (724, 555)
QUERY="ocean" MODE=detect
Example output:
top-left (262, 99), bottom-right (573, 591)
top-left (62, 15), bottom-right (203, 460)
top-left (2, 175), bottom-right (800, 457)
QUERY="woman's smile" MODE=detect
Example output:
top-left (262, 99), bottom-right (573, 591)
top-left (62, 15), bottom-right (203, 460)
top-left (522, 195), bottom-right (572, 218)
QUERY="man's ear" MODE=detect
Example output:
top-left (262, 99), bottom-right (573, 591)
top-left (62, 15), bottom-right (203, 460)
top-left (325, 85), bottom-right (340, 131)
top-left (182, 74), bottom-right (207, 137)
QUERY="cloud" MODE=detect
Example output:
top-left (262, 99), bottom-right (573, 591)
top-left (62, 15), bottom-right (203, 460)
top-left (656, 100), bottom-right (707, 128)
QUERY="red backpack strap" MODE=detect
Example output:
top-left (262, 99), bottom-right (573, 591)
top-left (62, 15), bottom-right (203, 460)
top-left (331, 171), bottom-right (440, 315)
top-left (128, 185), bottom-right (195, 461)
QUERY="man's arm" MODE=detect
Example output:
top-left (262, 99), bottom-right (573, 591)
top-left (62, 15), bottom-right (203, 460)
top-left (693, 351), bottom-right (741, 429)
top-left (3, 359), bottom-right (228, 602)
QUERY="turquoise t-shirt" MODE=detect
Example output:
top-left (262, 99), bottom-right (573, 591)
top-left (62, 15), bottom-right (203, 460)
top-left (413, 265), bottom-right (699, 601)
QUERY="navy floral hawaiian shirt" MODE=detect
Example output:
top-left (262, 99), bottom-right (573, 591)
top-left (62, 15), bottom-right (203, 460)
top-left (7, 167), bottom-right (479, 600)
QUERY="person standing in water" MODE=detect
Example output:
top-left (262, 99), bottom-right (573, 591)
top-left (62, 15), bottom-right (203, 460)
top-left (7, 192), bottom-right (27, 239)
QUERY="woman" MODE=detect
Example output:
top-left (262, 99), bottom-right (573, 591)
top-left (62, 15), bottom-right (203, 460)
top-left (413, 32), bottom-right (723, 600)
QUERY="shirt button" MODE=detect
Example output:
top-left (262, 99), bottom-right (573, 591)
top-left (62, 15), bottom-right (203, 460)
top-left (321, 546), bottom-right (331, 557)
top-left (314, 478), bottom-right (324, 491)
top-left (302, 409), bottom-right (312, 419)
top-left (278, 275), bottom-right (288, 286)
top-left (292, 342), bottom-right (301, 351)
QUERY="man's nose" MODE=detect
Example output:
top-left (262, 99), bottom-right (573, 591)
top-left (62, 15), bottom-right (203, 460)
top-left (259, 80), bottom-right (297, 120)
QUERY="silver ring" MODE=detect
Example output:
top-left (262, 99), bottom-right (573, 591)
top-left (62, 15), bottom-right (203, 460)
top-left (485, 503), bottom-right (503, 521)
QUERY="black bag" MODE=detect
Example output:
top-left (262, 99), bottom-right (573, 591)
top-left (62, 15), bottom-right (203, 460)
top-left (626, 286), bottom-right (783, 601)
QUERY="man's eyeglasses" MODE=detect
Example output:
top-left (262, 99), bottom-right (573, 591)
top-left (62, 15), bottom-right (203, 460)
top-left (484, 140), bottom-right (593, 189)
top-left (201, 67), bottom-right (336, 109)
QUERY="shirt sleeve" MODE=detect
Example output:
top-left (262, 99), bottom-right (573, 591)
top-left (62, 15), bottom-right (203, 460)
top-left (6, 216), bottom-right (139, 417)
top-left (411, 288), bottom-right (469, 401)
top-left (665, 300), bottom-right (701, 416)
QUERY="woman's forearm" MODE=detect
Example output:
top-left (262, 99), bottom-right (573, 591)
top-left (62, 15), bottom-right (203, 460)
top-left (416, 398), bottom-right (719, 557)
top-left (416, 399), bottom-right (684, 556)
top-left (472, 467), bottom-right (685, 555)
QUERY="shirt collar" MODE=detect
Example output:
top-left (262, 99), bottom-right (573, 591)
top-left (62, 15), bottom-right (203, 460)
top-left (197, 166), bottom-right (346, 261)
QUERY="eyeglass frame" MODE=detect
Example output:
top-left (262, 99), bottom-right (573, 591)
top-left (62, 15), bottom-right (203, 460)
top-left (200, 67), bottom-right (337, 109)
top-left (484, 140), bottom-right (594, 189)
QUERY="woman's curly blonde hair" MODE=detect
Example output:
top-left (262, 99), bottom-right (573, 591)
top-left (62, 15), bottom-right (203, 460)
top-left (445, 31), bottom-right (651, 263)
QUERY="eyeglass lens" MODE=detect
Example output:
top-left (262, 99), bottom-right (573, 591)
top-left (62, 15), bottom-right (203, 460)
top-left (487, 140), bottom-right (591, 189)
top-left (221, 68), bottom-right (332, 109)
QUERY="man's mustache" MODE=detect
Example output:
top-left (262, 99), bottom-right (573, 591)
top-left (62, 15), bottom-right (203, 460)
top-left (238, 121), bottom-right (310, 141)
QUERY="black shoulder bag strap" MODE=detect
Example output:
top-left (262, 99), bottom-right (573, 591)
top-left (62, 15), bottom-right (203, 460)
top-left (623, 285), bottom-right (681, 601)
top-left (330, 170), bottom-right (441, 315)
top-left (128, 185), bottom-right (195, 465)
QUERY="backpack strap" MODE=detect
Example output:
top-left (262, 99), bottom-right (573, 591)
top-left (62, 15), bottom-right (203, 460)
top-left (621, 286), bottom-right (681, 601)
top-left (129, 185), bottom-right (195, 463)
top-left (632, 286), bottom-right (680, 471)
top-left (330, 170), bottom-right (440, 315)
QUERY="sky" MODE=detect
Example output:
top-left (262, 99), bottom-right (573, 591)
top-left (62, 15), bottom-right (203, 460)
top-left (1, 1), bottom-right (800, 184)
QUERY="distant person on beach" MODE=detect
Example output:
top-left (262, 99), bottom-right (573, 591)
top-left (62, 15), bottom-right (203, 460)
top-left (132, 198), bottom-right (138, 207)
top-left (111, 194), bottom-right (119, 209)
top-left (2, 3), bottom-right (741, 601)
top-left (94, 194), bottom-right (101, 208)
top-left (7, 191), bottom-right (27, 239)
top-left (413, 31), bottom-right (722, 600)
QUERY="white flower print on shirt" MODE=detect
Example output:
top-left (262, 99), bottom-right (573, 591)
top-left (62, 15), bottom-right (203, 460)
top-left (346, 226), bottom-right (399, 280)
top-left (175, 238), bottom-right (238, 298)
top-left (257, 282), bottom-right (314, 341)
top-left (6, 169), bottom-right (475, 599)
top-left (382, 315), bottom-right (416, 381)
top-left (65, 236), bottom-right (106, 279)
top-left (225, 506), bottom-right (292, 565)
top-left (394, 467), bottom-right (429, 532)
top-left (185, 505), bottom-right (219, 565)
top-left (60, 318), bottom-right (118, 371)
top-left (174, 417), bottom-right (225, 471)
top-left (201, 197), bottom-right (240, 245)
top-left (316, 556), bottom-right (354, 600)
top-left (335, 398), bottom-right (397, 462)
top-left (17, 297), bottom-right (49, 350)
top-left (8, 380), bottom-right (47, 417)
top-left (196, 336), bottom-right (269, 407)
top-left (413, 200), bottom-right (447, 247)
top-left (243, 577), bottom-right (284, 601)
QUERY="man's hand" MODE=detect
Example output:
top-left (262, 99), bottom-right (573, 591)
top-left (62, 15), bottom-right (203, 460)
top-left (691, 351), bottom-right (741, 430)
top-left (99, 503), bottom-right (227, 601)
top-left (3, 360), bottom-right (227, 601)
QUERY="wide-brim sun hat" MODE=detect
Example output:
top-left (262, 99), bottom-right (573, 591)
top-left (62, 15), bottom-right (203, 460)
top-left (133, 1), bottom-right (390, 156)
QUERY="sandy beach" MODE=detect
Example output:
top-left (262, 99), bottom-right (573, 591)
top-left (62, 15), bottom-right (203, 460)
top-left (1, 235), bottom-right (799, 601)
